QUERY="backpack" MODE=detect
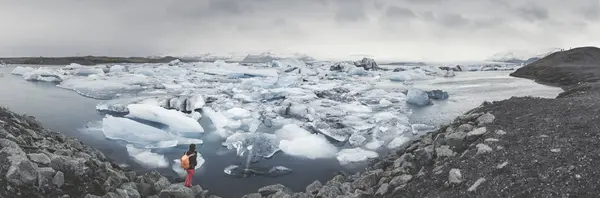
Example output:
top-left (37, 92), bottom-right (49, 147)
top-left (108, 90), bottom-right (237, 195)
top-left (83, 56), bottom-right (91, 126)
top-left (180, 152), bottom-right (195, 169)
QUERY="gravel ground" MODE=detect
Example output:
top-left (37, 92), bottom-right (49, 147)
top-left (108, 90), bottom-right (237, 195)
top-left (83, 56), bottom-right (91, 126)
top-left (395, 46), bottom-right (600, 198)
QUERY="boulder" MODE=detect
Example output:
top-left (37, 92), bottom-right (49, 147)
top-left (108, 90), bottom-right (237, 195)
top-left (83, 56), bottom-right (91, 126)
top-left (241, 193), bottom-right (262, 198)
top-left (258, 184), bottom-right (292, 196)
top-left (316, 185), bottom-right (341, 198)
top-left (270, 190), bottom-right (292, 198)
top-left (1, 139), bottom-right (38, 185)
top-left (426, 90), bottom-right (449, 100)
top-left (354, 58), bottom-right (380, 71)
top-left (456, 124), bottom-right (474, 133)
top-left (158, 184), bottom-right (194, 198)
top-left (467, 127), bottom-right (487, 138)
top-left (352, 169), bottom-right (383, 190)
top-left (476, 113), bottom-right (495, 126)
top-left (414, 145), bottom-right (434, 167)
top-left (445, 132), bottom-right (467, 149)
top-left (389, 174), bottom-right (412, 187)
top-left (375, 183), bottom-right (390, 195)
top-left (136, 182), bottom-right (152, 197)
top-left (153, 177), bottom-right (171, 193)
top-left (435, 145), bottom-right (455, 157)
top-left (48, 154), bottom-right (87, 176)
top-left (448, 169), bottom-right (463, 184)
top-left (28, 153), bottom-right (51, 165)
top-left (37, 167), bottom-right (57, 187)
top-left (305, 180), bottom-right (322, 195)
top-left (53, 171), bottom-right (65, 188)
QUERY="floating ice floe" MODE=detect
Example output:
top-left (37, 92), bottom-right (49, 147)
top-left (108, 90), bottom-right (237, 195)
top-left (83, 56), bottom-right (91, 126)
top-left (102, 115), bottom-right (178, 148)
top-left (223, 132), bottom-right (280, 159)
top-left (336, 148), bottom-right (379, 165)
top-left (10, 66), bottom-right (35, 75)
top-left (406, 88), bottom-right (432, 106)
top-left (126, 104), bottom-right (204, 133)
top-left (276, 124), bottom-right (338, 159)
top-left (126, 144), bottom-right (169, 169)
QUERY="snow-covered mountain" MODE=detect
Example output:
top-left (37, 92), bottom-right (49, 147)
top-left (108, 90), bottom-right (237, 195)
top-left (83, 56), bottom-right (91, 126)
top-left (485, 50), bottom-right (531, 63)
top-left (486, 48), bottom-right (565, 64)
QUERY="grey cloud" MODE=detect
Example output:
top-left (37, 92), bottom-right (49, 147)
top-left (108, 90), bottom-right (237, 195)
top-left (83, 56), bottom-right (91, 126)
top-left (208, 0), bottom-right (246, 15)
top-left (436, 13), bottom-right (471, 27)
top-left (0, 0), bottom-right (598, 61)
top-left (515, 4), bottom-right (550, 22)
top-left (582, 6), bottom-right (599, 21)
top-left (405, 0), bottom-right (442, 4)
top-left (334, 0), bottom-right (368, 23)
top-left (384, 6), bottom-right (417, 19)
top-left (419, 11), bottom-right (435, 21)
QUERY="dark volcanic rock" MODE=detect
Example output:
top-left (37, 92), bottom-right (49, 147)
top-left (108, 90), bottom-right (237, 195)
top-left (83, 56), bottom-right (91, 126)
top-left (426, 90), bottom-right (449, 100)
top-left (354, 57), bottom-right (380, 71)
top-left (511, 46), bottom-right (600, 86)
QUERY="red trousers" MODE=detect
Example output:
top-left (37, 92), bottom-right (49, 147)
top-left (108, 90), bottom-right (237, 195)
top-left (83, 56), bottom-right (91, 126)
top-left (185, 169), bottom-right (195, 187)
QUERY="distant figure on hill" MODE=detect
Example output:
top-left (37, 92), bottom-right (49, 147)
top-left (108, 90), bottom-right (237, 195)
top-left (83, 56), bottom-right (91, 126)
top-left (180, 144), bottom-right (198, 187)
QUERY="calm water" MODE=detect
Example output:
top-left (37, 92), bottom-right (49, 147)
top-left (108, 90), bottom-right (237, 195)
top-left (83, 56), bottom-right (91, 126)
top-left (407, 71), bottom-right (562, 126)
top-left (0, 66), bottom-right (562, 198)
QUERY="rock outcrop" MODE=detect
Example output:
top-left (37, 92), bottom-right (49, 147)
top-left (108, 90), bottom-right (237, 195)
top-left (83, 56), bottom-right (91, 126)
top-left (511, 46), bottom-right (600, 86)
top-left (354, 58), bottom-right (381, 71)
top-left (0, 106), bottom-right (215, 198)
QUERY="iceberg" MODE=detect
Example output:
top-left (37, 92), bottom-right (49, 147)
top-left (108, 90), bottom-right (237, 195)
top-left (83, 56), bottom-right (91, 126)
top-left (406, 88), bottom-right (432, 106)
top-left (336, 148), bottom-right (379, 164)
top-left (109, 65), bottom-right (127, 73)
top-left (276, 124), bottom-right (338, 159)
top-left (126, 104), bottom-right (204, 133)
top-left (125, 144), bottom-right (169, 169)
top-left (23, 68), bottom-right (64, 82)
top-left (387, 136), bottom-right (411, 149)
top-left (58, 78), bottom-right (145, 100)
top-left (389, 69), bottom-right (431, 82)
top-left (73, 68), bottom-right (104, 76)
top-left (223, 132), bottom-right (280, 159)
top-left (101, 115), bottom-right (177, 148)
top-left (364, 140), bottom-right (384, 150)
top-left (10, 66), bottom-right (35, 75)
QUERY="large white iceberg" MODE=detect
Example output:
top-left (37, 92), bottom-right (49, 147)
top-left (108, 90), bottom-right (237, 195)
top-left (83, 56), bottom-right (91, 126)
top-left (276, 124), bottom-right (338, 159)
top-left (126, 104), bottom-right (204, 133)
top-left (101, 115), bottom-right (178, 148)
top-left (10, 66), bottom-right (35, 75)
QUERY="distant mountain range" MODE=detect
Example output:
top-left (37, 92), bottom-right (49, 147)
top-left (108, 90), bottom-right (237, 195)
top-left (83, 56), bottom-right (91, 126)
top-left (485, 48), bottom-right (565, 64)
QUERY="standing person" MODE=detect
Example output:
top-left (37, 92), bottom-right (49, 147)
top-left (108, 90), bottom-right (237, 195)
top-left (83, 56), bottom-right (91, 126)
top-left (181, 144), bottom-right (198, 187)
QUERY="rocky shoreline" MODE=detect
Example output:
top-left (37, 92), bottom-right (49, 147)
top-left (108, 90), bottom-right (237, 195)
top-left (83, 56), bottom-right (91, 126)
top-left (0, 106), bottom-right (217, 198)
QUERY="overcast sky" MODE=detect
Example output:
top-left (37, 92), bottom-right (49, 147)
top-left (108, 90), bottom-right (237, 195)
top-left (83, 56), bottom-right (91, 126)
top-left (1, 0), bottom-right (599, 61)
